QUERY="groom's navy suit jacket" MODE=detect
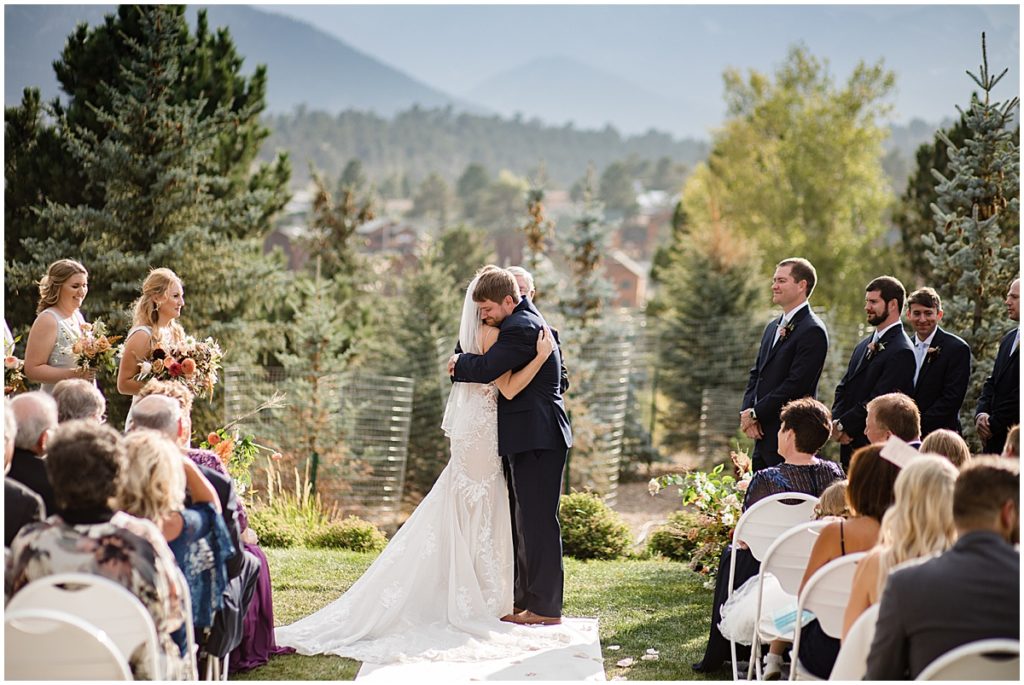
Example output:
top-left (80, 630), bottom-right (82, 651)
top-left (452, 297), bottom-right (572, 456)
top-left (832, 324), bottom-right (916, 466)
top-left (910, 326), bottom-right (971, 437)
top-left (975, 327), bottom-right (1020, 453)
top-left (742, 304), bottom-right (829, 469)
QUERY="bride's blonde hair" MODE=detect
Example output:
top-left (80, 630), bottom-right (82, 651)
top-left (132, 268), bottom-right (186, 341)
top-left (873, 455), bottom-right (958, 595)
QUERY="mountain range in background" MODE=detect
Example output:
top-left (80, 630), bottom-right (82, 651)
top-left (3, 4), bottom-right (1012, 190)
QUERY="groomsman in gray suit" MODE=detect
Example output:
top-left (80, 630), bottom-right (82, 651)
top-left (866, 457), bottom-right (1019, 679)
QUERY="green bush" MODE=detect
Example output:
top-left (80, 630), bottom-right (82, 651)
top-left (647, 510), bottom-right (703, 561)
top-left (248, 507), bottom-right (302, 548)
top-left (307, 516), bottom-right (388, 552)
top-left (559, 491), bottom-right (632, 560)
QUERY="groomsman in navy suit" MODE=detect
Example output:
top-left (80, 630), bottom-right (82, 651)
top-left (832, 276), bottom-right (916, 469)
top-left (740, 258), bottom-right (829, 471)
top-left (975, 278), bottom-right (1020, 454)
top-left (906, 287), bottom-right (972, 437)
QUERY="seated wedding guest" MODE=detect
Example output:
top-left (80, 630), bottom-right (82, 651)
top-left (864, 392), bottom-right (921, 448)
top-left (814, 479), bottom-right (849, 519)
top-left (920, 428), bottom-right (972, 469)
top-left (7, 391), bottom-right (58, 515)
top-left (1002, 424), bottom-right (1019, 458)
top-left (842, 455), bottom-right (957, 638)
top-left (52, 377), bottom-right (106, 423)
top-left (693, 398), bottom-right (845, 674)
top-left (5, 400), bottom-right (44, 547)
top-left (120, 426), bottom-right (233, 654)
top-left (7, 420), bottom-right (189, 679)
top-left (129, 383), bottom-right (289, 671)
top-left (866, 457), bottom-right (1019, 679)
top-left (763, 444), bottom-right (902, 679)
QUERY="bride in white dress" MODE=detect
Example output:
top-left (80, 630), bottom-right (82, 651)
top-left (275, 269), bottom-right (571, 663)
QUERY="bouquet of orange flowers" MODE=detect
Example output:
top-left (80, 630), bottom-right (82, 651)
top-left (70, 320), bottom-right (122, 373)
top-left (198, 392), bottom-right (286, 493)
top-left (4, 332), bottom-right (27, 395)
top-left (135, 335), bottom-right (223, 400)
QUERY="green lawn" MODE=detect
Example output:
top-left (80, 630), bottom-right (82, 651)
top-left (233, 548), bottom-right (720, 681)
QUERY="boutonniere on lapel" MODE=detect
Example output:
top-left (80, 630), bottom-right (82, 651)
top-left (866, 340), bottom-right (886, 360)
top-left (925, 345), bottom-right (941, 362)
top-left (778, 321), bottom-right (796, 342)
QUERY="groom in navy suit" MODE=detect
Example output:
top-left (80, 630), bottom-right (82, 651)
top-left (741, 258), bottom-right (829, 471)
top-left (449, 267), bottom-right (572, 625)
top-left (832, 276), bottom-right (916, 469)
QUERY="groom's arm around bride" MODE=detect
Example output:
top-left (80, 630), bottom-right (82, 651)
top-left (449, 267), bottom-right (571, 624)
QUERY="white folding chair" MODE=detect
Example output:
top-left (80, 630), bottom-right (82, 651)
top-left (746, 519), bottom-right (831, 680)
top-left (5, 608), bottom-right (132, 680)
top-left (828, 603), bottom-right (880, 680)
top-left (727, 492), bottom-right (819, 680)
top-left (8, 572), bottom-right (162, 679)
top-left (916, 638), bottom-right (1020, 681)
top-left (789, 552), bottom-right (866, 680)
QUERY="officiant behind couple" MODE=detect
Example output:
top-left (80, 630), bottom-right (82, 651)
top-left (275, 265), bottom-right (573, 663)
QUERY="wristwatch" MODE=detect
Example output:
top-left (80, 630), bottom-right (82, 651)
top-left (835, 421), bottom-right (845, 434)
top-left (749, 408), bottom-right (757, 421)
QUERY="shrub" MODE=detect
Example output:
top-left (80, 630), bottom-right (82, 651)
top-left (647, 510), bottom-right (703, 561)
top-left (248, 507), bottom-right (302, 548)
top-left (308, 516), bottom-right (388, 552)
top-left (559, 491), bottom-right (632, 560)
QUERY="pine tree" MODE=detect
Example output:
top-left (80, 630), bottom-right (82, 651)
top-left (5, 5), bottom-right (289, 336)
top-left (893, 117), bottom-right (970, 282)
top-left (521, 185), bottom-right (554, 284)
top-left (922, 34), bottom-right (1020, 447)
top-left (656, 220), bottom-right (763, 450)
top-left (393, 244), bottom-right (461, 499)
top-left (559, 168), bottom-right (612, 331)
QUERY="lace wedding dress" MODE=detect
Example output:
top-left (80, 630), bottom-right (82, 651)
top-left (275, 275), bottom-right (572, 664)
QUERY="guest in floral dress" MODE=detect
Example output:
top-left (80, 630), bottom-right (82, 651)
top-left (6, 420), bottom-right (190, 679)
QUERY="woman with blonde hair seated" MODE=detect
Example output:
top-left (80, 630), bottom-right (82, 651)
top-left (920, 429), bottom-right (972, 469)
top-left (841, 454), bottom-right (958, 638)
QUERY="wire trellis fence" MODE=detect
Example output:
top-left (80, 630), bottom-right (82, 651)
top-left (223, 367), bottom-right (414, 528)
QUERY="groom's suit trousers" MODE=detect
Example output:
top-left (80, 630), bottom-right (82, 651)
top-left (507, 446), bottom-right (567, 618)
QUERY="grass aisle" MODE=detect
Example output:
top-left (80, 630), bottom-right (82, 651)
top-left (233, 548), bottom-right (718, 681)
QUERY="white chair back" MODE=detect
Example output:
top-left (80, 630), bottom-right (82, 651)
top-left (829, 603), bottom-right (880, 680)
top-left (727, 491), bottom-right (819, 680)
top-left (7, 572), bottom-right (162, 679)
top-left (5, 608), bottom-right (132, 680)
top-left (916, 639), bottom-right (1020, 681)
top-left (789, 552), bottom-right (866, 680)
top-left (746, 520), bottom-right (830, 680)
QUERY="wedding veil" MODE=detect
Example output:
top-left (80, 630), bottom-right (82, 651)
top-left (440, 274), bottom-right (484, 438)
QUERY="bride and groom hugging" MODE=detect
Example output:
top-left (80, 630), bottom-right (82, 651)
top-left (274, 265), bottom-right (573, 663)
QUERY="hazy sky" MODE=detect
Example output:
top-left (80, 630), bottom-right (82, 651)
top-left (264, 3), bottom-right (1019, 133)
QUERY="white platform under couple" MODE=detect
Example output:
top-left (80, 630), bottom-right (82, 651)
top-left (275, 266), bottom-right (575, 664)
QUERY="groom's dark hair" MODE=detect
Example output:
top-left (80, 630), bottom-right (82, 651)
top-left (473, 267), bottom-right (520, 304)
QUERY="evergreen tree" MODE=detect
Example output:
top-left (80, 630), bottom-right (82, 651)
top-left (521, 185), bottom-right (554, 279)
top-left (559, 168), bottom-right (612, 330)
top-left (5, 7), bottom-right (289, 427)
top-left (410, 172), bottom-right (452, 228)
top-left (456, 163), bottom-right (490, 221)
top-left (655, 220), bottom-right (763, 450)
top-left (922, 35), bottom-right (1020, 447)
top-left (437, 225), bottom-right (493, 288)
top-left (892, 117), bottom-right (970, 282)
top-left (599, 160), bottom-right (638, 218)
top-left (4, 3), bottom-right (288, 335)
top-left (393, 244), bottom-right (461, 499)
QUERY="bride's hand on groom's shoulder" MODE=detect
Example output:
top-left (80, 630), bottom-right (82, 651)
top-left (536, 327), bottom-right (555, 359)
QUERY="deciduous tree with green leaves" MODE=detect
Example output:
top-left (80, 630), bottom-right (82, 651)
top-left (683, 45), bottom-right (896, 322)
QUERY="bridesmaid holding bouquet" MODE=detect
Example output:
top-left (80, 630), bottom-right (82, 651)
top-left (23, 259), bottom-right (95, 393)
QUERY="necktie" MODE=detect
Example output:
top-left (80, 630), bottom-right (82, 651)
top-left (1012, 330), bottom-right (1020, 356)
top-left (913, 339), bottom-right (927, 385)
